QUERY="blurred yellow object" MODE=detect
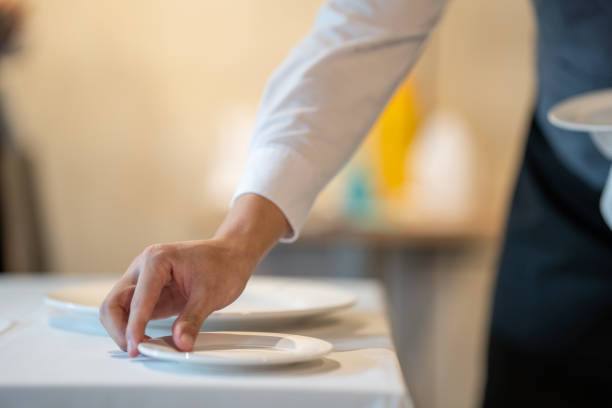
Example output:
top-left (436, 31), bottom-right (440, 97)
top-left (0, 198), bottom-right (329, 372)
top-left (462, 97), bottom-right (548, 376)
top-left (368, 76), bottom-right (421, 200)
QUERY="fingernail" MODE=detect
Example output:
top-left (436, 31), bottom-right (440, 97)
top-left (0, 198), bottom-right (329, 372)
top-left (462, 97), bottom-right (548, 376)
top-left (127, 339), bottom-right (134, 354)
top-left (180, 333), bottom-right (194, 348)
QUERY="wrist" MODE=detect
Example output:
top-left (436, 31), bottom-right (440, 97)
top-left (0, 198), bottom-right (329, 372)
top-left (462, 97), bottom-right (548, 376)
top-left (212, 234), bottom-right (261, 268)
top-left (213, 194), bottom-right (290, 262)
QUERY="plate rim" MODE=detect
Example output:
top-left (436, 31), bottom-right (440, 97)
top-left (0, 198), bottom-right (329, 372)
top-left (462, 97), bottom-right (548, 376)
top-left (548, 88), bottom-right (612, 132)
top-left (137, 331), bottom-right (333, 366)
top-left (44, 276), bottom-right (357, 321)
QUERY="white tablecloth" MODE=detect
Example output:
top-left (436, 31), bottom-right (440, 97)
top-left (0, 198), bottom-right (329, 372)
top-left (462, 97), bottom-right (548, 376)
top-left (0, 275), bottom-right (411, 408)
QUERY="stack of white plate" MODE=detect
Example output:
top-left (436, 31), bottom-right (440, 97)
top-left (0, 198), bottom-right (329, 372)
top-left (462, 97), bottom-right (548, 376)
top-left (45, 276), bottom-right (356, 366)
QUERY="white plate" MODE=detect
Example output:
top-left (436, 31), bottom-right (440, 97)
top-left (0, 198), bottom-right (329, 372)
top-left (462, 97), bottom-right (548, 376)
top-left (548, 88), bottom-right (612, 133)
top-left (138, 331), bottom-right (332, 366)
top-left (44, 276), bottom-right (356, 325)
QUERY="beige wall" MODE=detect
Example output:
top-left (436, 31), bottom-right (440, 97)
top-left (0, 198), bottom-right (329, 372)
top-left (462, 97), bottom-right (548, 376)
top-left (1, 0), bottom-right (533, 275)
top-left (419, 3), bottom-right (534, 407)
top-left (433, 0), bottom-right (535, 222)
top-left (2, 0), bottom-right (326, 273)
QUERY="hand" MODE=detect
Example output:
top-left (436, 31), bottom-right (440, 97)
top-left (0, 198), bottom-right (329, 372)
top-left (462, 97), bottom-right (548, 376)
top-left (99, 194), bottom-right (291, 357)
top-left (100, 239), bottom-right (255, 356)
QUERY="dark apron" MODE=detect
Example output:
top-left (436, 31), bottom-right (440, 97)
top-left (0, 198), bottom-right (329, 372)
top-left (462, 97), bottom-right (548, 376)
top-left (482, 1), bottom-right (612, 405)
top-left (483, 121), bottom-right (612, 406)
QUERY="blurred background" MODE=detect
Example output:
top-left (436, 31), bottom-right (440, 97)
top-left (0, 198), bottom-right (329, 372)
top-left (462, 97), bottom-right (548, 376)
top-left (0, 0), bottom-right (534, 407)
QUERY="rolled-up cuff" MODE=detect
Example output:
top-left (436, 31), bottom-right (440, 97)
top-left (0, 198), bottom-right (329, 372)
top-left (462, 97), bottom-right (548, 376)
top-left (231, 146), bottom-right (321, 243)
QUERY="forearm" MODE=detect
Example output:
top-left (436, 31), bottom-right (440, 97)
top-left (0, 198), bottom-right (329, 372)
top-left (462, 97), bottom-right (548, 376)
top-left (214, 193), bottom-right (291, 264)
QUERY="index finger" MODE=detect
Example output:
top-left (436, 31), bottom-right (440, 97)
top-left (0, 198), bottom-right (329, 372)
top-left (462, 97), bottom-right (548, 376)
top-left (99, 255), bottom-right (142, 350)
top-left (125, 249), bottom-right (171, 357)
top-left (99, 281), bottom-right (135, 350)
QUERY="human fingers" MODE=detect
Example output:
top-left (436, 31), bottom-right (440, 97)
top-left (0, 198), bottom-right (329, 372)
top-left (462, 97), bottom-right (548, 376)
top-left (99, 282), bottom-right (135, 351)
top-left (172, 285), bottom-right (213, 351)
top-left (125, 245), bottom-right (172, 357)
top-left (99, 254), bottom-right (143, 350)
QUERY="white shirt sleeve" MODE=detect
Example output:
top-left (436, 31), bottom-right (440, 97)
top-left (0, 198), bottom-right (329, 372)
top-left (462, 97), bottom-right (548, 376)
top-left (232, 0), bottom-right (448, 242)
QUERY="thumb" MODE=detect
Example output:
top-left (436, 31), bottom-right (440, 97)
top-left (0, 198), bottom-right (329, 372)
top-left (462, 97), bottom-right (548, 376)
top-left (172, 295), bottom-right (212, 352)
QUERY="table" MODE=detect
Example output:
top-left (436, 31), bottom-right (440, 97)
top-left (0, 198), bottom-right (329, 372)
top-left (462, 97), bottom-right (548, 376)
top-left (0, 275), bottom-right (411, 408)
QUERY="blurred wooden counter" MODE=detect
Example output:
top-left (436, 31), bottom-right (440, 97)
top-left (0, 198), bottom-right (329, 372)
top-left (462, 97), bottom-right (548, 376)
top-left (299, 205), bottom-right (501, 248)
